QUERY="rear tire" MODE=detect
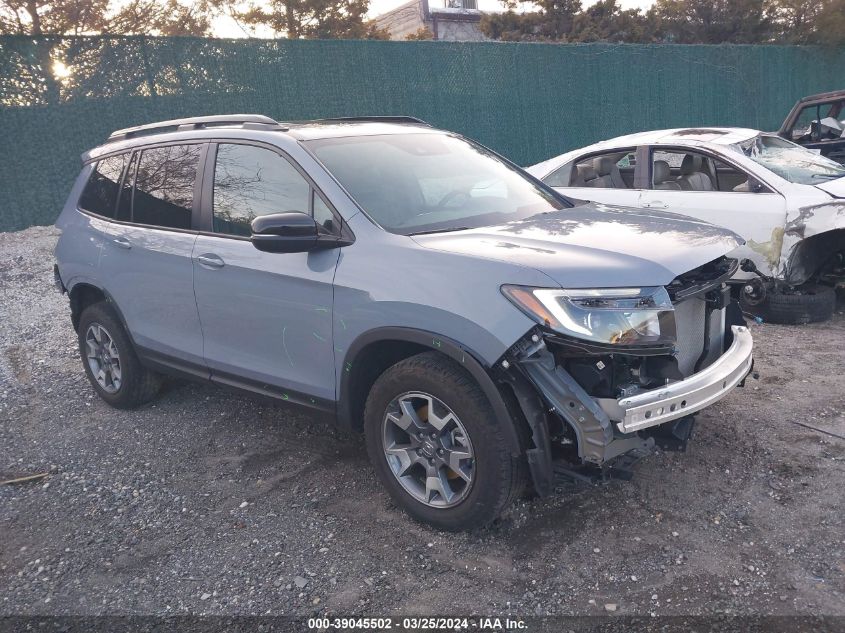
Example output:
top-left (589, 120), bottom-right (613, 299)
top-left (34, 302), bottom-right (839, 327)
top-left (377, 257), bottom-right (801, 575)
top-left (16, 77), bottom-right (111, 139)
top-left (741, 283), bottom-right (835, 325)
top-left (77, 302), bottom-right (161, 409)
top-left (364, 351), bottom-right (525, 531)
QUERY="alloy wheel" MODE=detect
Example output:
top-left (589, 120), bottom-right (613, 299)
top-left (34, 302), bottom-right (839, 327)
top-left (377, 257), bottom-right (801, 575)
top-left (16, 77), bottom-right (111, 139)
top-left (382, 391), bottom-right (475, 508)
top-left (85, 323), bottom-right (122, 394)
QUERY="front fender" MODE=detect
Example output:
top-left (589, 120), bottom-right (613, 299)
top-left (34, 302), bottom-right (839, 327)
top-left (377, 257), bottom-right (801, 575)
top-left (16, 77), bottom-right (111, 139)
top-left (337, 327), bottom-right (524, 457)
top-left (780, 201), bottom-right (845, 283)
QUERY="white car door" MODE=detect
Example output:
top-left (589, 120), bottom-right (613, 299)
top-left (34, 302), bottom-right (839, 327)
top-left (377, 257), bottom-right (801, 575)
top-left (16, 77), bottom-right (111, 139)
top-left (637, 147), bottom-right (788, 277)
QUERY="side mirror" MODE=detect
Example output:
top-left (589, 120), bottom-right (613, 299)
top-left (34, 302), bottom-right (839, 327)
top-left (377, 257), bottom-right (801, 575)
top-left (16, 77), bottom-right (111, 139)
top-left (250, 212), bottom-right (319, 253)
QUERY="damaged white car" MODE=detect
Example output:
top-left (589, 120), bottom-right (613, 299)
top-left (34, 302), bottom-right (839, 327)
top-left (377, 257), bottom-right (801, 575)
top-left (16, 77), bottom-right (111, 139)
top-left (528, 128), bottom-right (845, 324)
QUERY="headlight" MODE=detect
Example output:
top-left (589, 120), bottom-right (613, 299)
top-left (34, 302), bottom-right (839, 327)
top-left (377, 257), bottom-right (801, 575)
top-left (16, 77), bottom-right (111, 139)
top-left (502, 285), bottom-right (676, 348)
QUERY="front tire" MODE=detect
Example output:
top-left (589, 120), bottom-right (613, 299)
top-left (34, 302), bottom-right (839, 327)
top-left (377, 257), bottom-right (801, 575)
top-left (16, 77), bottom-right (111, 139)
top-left (741, 283), bottom-right (835, 325)
top-left (77, 302), bottom-right (161, 409)
top-left (364, 352), bottom-right (525, 531)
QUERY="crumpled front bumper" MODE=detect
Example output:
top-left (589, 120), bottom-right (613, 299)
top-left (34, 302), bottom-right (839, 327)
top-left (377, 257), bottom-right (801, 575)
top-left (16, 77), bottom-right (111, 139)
top-left (598, 325), bottom-right (754, 434)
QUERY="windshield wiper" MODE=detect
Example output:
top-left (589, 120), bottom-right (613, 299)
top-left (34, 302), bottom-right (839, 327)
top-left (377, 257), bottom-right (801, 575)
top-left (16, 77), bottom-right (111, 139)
top-left (408, 226), bottom-right (471, 236)
top-left (811, 173), bottom-right (844, 180)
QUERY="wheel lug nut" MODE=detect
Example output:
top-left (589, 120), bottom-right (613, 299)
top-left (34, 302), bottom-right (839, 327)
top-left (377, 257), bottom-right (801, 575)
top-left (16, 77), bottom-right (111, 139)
top-left (429, 433), bottom-right (437, 440)
top-left (437, 449), bottom-right (444, 456)
top-left (417, 432), bottom-right (424, 439)
top-left (428, 458), bottom-right (434, 465)
top-left (416, 448), bottom-right (422, 456)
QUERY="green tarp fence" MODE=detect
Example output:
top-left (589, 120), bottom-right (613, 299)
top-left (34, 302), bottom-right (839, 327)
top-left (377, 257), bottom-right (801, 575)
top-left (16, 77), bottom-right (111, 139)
top-left (1, 36), bottom-right (844, 232)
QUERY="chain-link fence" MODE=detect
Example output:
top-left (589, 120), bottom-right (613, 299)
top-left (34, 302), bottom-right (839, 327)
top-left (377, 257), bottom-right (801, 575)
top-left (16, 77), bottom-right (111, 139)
top-left (1, 36), bottom-right (843, 231)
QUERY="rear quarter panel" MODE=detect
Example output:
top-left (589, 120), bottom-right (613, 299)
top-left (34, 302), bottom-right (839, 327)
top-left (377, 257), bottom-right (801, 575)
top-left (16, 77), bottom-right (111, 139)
top-left (54, 164), bottom-right (104, 290)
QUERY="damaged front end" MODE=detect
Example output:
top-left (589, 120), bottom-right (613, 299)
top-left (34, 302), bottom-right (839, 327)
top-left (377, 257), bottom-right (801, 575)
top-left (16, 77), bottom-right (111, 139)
top-left (496, 257), bottom-right (754, 495)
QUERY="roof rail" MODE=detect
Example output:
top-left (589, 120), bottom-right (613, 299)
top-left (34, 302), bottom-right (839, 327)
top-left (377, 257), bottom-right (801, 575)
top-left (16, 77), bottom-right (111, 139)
top-left (312, 116), bottom-right (430, 126)
top-left (107, 114), bottom-right (284, 143)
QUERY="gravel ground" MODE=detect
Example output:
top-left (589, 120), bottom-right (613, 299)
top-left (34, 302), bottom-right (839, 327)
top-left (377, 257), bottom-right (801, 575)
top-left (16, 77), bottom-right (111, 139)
top-left (1, 226), bottom-right (844, 620)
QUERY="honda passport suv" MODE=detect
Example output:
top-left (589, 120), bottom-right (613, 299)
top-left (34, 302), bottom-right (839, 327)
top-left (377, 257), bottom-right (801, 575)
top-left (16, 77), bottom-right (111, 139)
top-left (54, 115), bottom-right (754, 530)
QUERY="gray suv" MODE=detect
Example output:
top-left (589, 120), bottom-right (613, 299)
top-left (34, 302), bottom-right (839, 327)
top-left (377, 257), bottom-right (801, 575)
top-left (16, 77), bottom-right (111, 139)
top-left (54, 115), bottom-right (754, 530)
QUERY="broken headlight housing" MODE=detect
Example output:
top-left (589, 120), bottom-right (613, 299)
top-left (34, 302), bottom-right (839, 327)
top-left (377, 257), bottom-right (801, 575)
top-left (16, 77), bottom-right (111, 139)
top-left (502, 285), bottom-right (677, 348)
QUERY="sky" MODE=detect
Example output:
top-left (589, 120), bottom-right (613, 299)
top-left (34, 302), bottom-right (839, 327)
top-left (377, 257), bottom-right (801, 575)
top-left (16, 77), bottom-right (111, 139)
top-left (210, 0), bottom-right (655, 38)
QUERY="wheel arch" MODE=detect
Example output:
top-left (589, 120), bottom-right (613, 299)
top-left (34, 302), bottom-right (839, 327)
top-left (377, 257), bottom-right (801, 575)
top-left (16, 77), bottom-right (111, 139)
top-left (337, 327), bottom-right (523, 457)
top-left (783, 227), bottom-right (845, 285)
top-left (67, 280), bottom-right (133, 341)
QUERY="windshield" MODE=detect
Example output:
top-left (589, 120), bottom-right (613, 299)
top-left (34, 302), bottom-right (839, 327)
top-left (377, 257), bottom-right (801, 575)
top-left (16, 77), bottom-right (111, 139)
top-left (305, 133), bottom-right (569, 235)
top-left (735, 134), bottom-right (845, 185)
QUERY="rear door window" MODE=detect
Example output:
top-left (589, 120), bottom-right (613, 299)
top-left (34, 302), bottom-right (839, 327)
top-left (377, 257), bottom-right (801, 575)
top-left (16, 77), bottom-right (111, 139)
top-left (132, 144), bottom-right (201, 230)
top-left (78, 153), bottom-right (129, 218)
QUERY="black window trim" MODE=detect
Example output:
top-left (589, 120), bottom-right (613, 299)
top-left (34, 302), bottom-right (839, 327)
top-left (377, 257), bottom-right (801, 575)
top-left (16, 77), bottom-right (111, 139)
top-left (115, 150), bottom-right (137, 222)
top-left (77, 140), bottom-right (208, 235)
top-left (198, 139), bottom-right (353, 243)
top-left (645, 144), bottom-right (779, 194)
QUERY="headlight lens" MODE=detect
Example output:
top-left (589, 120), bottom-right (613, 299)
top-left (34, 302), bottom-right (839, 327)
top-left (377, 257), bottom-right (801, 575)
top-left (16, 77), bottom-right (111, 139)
top-left (502, 285), bottom-right (676, 347)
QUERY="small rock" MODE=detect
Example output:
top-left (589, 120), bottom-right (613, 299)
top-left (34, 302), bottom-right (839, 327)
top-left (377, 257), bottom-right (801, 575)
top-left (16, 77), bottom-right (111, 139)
top-left (294, 576), bottom-right (308, 589)
top-left (593, 548), bottom-right (601, 553)
top-left (671, 531), bottom-right (679, 537)
top-left (604, 603), bottom-right (617, 612)
top-left (239, 501), bottom-right (249, 509)
top-left (631, 575), bottom-right (638, 581)
top-left (200, 593), bottom-right (211, 601)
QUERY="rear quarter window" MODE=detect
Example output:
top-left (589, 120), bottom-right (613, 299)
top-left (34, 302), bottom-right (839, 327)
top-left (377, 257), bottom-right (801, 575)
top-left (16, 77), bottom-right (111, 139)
top-left (78, 154), bottom-right (129, 218)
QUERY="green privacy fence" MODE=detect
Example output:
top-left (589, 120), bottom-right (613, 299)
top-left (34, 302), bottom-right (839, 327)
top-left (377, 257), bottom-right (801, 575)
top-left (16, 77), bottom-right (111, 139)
top-left (1, 36), bottom-right (844, 231)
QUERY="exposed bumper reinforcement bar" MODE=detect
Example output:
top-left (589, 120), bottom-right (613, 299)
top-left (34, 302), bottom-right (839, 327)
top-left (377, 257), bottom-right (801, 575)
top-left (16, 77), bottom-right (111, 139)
top-left (599, 325), bottom-right (754, 434)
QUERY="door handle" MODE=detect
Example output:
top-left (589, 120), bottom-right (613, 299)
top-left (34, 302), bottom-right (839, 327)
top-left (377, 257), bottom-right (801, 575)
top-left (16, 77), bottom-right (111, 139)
top-left (112, 237), bottom-right (132, 250)
top-left (196, 254), bottom-right (225, 269)
top-left (644, 200), bottom-right (668, 209)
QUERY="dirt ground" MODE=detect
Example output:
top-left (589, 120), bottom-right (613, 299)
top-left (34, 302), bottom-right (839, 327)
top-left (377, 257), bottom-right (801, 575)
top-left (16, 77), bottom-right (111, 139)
top-left (1, 226), bottom-right (843, 623)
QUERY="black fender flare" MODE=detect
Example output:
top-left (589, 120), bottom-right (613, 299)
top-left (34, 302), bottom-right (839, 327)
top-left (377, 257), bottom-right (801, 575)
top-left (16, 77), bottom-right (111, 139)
top-left (67, 280), bottom-right (134, 343)
top-left (337, 327), bottom-right (523, 457)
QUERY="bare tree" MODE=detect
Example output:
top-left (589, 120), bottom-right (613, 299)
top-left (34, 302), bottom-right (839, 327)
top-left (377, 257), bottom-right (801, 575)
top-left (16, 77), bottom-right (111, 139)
top-left (223, 0), bottom-right (388, 39)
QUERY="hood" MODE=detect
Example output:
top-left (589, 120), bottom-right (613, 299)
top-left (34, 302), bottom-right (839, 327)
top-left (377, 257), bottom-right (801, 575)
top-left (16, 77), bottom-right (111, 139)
top-left (815, 177), bottom-right (845, 198)
top-left (411, 203), bottom-right (744, 288)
